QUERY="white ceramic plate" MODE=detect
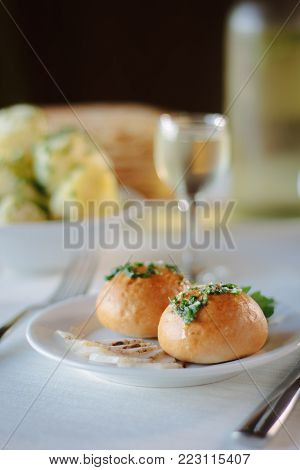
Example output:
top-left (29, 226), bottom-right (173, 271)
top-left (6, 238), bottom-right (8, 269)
top-left (26, 295), bottom-right (300, 388)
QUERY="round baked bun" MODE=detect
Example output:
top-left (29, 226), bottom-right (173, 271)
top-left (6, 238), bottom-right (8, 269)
top-left (158, 286), bottom-right (268, 364)
top-left (96, 263), bottom-right (183, 338)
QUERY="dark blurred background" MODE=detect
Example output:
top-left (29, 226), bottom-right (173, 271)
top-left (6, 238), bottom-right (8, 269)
top-left (0, 0), bottom-right (236, 112)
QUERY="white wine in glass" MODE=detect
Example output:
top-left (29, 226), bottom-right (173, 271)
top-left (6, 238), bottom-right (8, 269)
top-left (154, 113), bottom-right (230, 279)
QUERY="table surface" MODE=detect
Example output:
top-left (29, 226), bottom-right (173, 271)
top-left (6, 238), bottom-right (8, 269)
top-left (0, 220), bottom-right (300, 450)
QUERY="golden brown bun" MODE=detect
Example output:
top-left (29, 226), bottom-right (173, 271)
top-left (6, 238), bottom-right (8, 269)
top-left (96, 267), bottom-right (183, 338)
top-left (158, 293), bottom-right (268, 364)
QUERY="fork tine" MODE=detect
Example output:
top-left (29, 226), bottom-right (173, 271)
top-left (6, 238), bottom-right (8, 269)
top-left (71, 255), bottom-right (99, 297)
top-left (57, 255), bottom-right (89, 300)
top-left (65, 254), bottom-right (98, 299)
top-left (48, 255), bottom-right (88, 303)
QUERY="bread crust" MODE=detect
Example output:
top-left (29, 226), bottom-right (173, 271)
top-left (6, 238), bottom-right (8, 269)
top-left (96, 267), bottom-right (183, 338)
top-left (158, 293), bottom-right (268, 363)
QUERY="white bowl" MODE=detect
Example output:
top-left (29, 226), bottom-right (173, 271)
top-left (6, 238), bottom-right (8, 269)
top-left (0, 187), bottom-right (142, 273)
top-left (0, 219), bottom-right (100, 273)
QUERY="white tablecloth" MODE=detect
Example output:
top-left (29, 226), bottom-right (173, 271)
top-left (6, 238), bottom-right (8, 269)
top-left (0, 220), bottom-right (300, 450)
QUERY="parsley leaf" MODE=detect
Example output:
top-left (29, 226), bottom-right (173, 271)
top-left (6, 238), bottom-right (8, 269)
top-left (241, 286), bottom-right (275, 318)
top-left (250, 291), bottom-right (275, 318)
top-left (241, 286), bottom-right (251, 294)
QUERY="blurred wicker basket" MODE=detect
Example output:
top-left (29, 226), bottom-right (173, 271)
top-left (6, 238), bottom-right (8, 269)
top-left (44, 103), bottom-right (170, 199)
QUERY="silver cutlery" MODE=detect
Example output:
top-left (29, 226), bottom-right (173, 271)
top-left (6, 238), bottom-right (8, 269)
top-left (234, 359), bottom-right (300, 439)
top-left (0, 254), bottom-right (98, 340)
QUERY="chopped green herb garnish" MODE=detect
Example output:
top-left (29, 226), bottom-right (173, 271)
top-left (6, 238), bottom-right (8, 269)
top-left (170, 282), bottom-right (242, 324)
top-left (105, 262), bottom-right (182, 281)
top-left (170, 282), bottom-right (275, 324)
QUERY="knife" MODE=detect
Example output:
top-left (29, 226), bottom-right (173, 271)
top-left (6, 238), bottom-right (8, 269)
top-left (234, 360), bottom-right (300, 439)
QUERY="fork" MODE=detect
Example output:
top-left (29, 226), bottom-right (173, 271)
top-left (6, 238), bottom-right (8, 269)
top-left (0, 254), bottom-right (99, 340)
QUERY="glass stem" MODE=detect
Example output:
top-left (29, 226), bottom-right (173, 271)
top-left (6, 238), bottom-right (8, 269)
top-left (182, 198), bottom-right (198, 281)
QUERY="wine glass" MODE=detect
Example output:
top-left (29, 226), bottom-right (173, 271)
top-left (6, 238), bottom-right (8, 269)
top-left (154, 112), bottom-right (230, 280)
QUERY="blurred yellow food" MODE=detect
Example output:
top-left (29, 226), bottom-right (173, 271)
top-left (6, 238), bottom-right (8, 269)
top-left (0, 104), bottom-right (47, 156)
top-left (0, 104), bottom-right (120, 224)
top-left (0, 166), bottom-right (21, 199)
top-left (50, 157), bottom-right (119, 219)
top-left (0, 149), bottom-right (34, 180)
top-left (33, 128), bottom-right (100, 193)
top-left (0, 173), bottom-right (46, 205)
top-left (0, 194), bottom-right (48, 225)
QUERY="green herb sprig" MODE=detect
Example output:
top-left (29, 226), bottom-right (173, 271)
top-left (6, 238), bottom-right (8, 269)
top-left (242, 286), bottom-right (275, 318)
top-left (105, 262), bottom-right (181, 281)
